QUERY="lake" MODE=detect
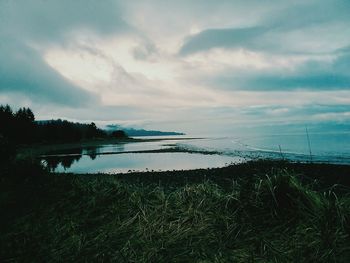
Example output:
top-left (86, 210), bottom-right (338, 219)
top-left (41, 132), bottom-right (350, 174)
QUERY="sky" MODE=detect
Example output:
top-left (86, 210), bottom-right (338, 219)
top-left (0, 0), bottom-right (349, 135)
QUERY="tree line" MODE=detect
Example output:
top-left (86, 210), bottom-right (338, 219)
top-left (0, 104), bottom-right (127, 145)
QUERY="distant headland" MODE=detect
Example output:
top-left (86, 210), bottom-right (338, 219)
top-left (105, 124), bottom-right (185, 137)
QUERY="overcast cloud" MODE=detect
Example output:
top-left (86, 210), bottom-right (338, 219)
top-left (0, 0), bottom-right (349, 135)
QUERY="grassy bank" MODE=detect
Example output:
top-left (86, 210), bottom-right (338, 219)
top-left (1, 161), bottom-right (350, 262)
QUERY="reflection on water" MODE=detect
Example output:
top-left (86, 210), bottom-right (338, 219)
top-left (44, 154), bottom-right (82, 170)
top-left (44, 152), bottom-right (243, 174)
top-left (41, 139), bottom-right (244, 173)
top-left (83, 141), bottom-right (170, 154)
top-left (43, 147), bottom-right (102, 170)
top-left (41, 133), bottom-right (349, 174)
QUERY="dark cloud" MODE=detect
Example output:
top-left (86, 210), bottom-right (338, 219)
top-left (132, 41), bottom-right (158, 61)
top-left (202, 52), bottom-right (350, 91)
top-left (179, 0), bottom-right (350, 56)
top-left (179, 27), bottom-right (266, 55)
top-left (0, 39), bottom-right (96, 106)
top-left (245, 54), bottom-right (350, 91)
top-left (264, 0), bottom-right (350, 31)
top-left (244, 75), bottom-right (350, 91)
top-left (0, 0), bottom-right (128, 42)
top-left (242, 104), bottom-right (350, 117)
top-left (0, 0), bottom-right (127, 107)
top-left (336, 45), bottom-right (350, 54)
top-left (0, 0), bottom-right (349, 131)
top-left (210, 72), bottom-right (350, 91)
top-left (333, 53), bottom-right (350, 73)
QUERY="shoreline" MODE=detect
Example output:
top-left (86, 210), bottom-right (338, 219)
top-left (53, 160), bottom-right (350, 187)
top-left (17, 136), bottom-right (203, 158)
top-left (39, 146), bottom-right (222, 158)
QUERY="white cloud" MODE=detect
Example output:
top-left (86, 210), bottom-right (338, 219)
top-left (183, 48), bottom-right (312, 73)
top-left (1, 0), bottom-right (349, 134)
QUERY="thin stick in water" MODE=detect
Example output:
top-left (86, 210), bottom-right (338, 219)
top-left (305, 126), bottom-right (313, 162)
top-left (278, 144), bottom-right (284, 160)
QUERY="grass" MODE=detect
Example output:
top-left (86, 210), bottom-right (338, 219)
top-left (1, 160), bottom-right (350, 262)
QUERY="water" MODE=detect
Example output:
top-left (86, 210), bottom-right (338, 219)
top-left (41, 132), bottom-right (349, 174)
top-left (176, 133), bottom-right (350, 164)
top-left (47, 152), bottom-right (243, 174)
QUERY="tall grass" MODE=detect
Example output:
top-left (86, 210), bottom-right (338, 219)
top-left (1, 163), bottom-right (350, 262)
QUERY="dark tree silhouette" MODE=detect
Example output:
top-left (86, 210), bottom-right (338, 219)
top-left (15, 107), bottom-right (35, 122)
top-left (0, 104), bottom-right (126, 146)
top-left (14, 107), bottom-right (35, 143)
top-left (0, 105), bottom-right (14, 139)
top-left (111, 130), bottom-right (127, 139)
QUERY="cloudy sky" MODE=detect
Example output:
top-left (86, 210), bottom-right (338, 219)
top-left (0, 0), bottom-right (349, 135)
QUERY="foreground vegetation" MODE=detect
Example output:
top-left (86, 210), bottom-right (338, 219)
top-left (1, 160), bottom-right (350, 262)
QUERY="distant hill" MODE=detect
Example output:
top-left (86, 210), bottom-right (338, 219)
top-left (106, 125), bottom-right (185, 137)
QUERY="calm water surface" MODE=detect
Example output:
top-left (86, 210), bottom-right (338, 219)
top-left (177, 133), bottom-right (350, 164)
top-left (42, 132), bottom-right (349, 174)
top-left (49, 152), bottom-right (243, 174)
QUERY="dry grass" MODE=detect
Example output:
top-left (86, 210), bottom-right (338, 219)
top-left (1, 161), bottom-right (350, 262)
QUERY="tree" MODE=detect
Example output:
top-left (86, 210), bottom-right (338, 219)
top-left (0, 104), bottom-right (14, 138)
top-left (14, 107), bottom-right (36, 143)
top-left (111, 130), bottom-right (128, 139)
top-left (15, 107), bottom-right (35, 122)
